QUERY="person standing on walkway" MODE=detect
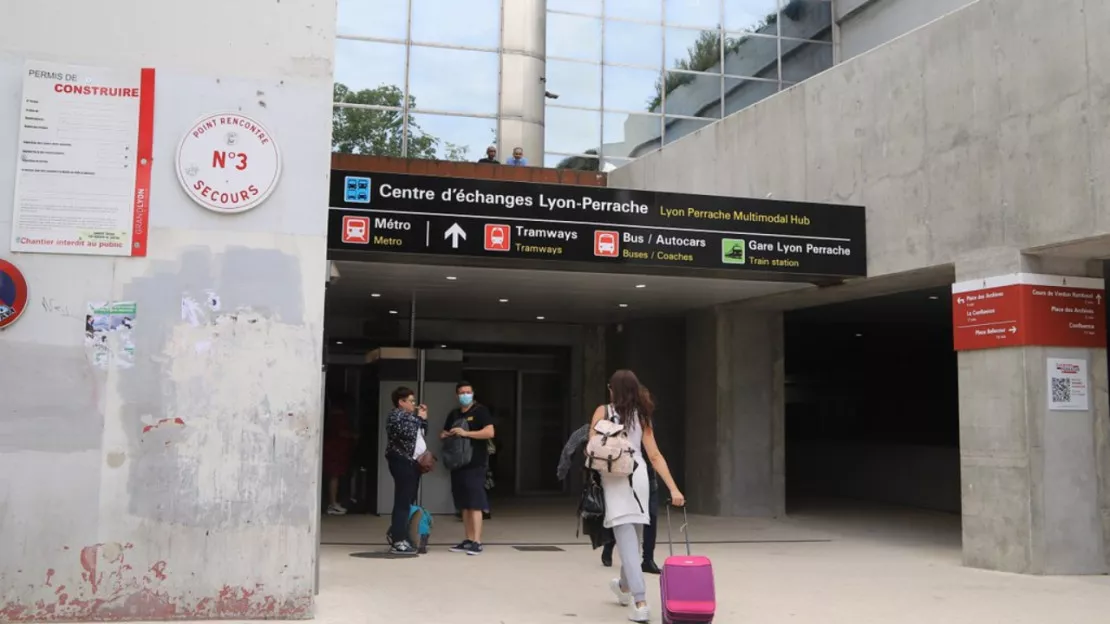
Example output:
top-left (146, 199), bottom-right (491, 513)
top-left (592, 370), bottom-right (684, 623)
top-left (600, 450), bottom-right (660, 574)
top-left (384, 386), bottom-right (428, 556)
top-left (441, 381), bottom-right (495, 555)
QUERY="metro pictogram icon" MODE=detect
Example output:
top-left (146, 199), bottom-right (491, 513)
top-left (342, 215), bottom-right (370, 244)
top-left (485, 224), bottom-right (511, 251)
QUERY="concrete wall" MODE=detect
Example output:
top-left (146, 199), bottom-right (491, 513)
top-left (610, 0), bottom-right (1110, 281)
top-left (685, 307), bottom-right (784, 517)
top-left (836, 0), bottom-right (974, 61)
top-left (0, 0), bottom-right (333, 620)
top-left (606, 317), bottom-right (688, 487)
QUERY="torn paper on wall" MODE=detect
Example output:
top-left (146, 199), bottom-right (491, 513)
top-left (85, 301), bottom-right (137, 368)
top-left (182, 290), bottom-right (222, 327)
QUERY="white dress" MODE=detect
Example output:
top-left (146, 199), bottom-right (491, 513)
top-left (600, 406), bottom-right (651, 528)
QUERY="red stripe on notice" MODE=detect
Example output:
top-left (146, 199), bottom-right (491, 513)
top-left (130, 68), bottom-right (156, 257)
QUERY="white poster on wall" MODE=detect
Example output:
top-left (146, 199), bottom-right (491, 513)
top-left (1047, 357), bottom-right (1089, 411)
top-left (10, 61), bottom-right (156, 256)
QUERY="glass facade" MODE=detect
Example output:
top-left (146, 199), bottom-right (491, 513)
top-left (546, 0), bottom-right (833, 170)
top-left (333, 0), bottom-right (502, 162)
top-left (333, 0), bottom-right (833, 167)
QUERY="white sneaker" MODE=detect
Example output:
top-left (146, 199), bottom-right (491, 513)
top-left (609, 578), bottom-right (631, 606)
top-left (326, 503), bottom-right (347, 516)
top-left (627, 603), bottom-right (650, 622)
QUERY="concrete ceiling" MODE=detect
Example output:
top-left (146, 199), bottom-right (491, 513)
top-left (328, 260), bottom-right (813, 324)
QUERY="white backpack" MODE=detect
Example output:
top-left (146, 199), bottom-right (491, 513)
top-left (584, 405), bottom-right (636, 476)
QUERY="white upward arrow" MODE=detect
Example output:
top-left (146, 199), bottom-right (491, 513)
top-left (444, 223), bottom-right (466, 249)
top-left (1097, 294), bottom-right (1103, 303)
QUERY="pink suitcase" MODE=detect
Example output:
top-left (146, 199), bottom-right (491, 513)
top-left (660, 506), bottom-right (716, 623)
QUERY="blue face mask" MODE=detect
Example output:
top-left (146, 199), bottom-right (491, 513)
top-left (458, 393), bottom-right (474, 407)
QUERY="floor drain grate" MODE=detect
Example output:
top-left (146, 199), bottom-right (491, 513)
top-left (513, 545), bottom-right (565, 552)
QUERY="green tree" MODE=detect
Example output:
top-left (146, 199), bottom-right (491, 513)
top-left (332, 83), bottom-right (467, 160)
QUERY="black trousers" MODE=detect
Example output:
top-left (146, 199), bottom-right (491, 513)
top-left (387, 455), bottom-right (420, 545)
top-left (603, 483), bottom-right (659, 561)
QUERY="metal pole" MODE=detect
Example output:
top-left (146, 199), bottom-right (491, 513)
top-left (408, 291), bottom-right (416, 348)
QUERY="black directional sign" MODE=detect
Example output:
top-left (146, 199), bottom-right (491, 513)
top-left (328, 171), bottom-right (867, 279)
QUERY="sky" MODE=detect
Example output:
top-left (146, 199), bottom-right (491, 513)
top-left (333, 0), bottom-right (803, 162)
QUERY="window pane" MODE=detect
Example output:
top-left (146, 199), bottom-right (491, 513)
top-left (545, 107), bottom-right (601, 155)
top-left (409, 46), bottom-right (499, 115)
top-left (411, 0), bottom-right (501, 48)
top-left (548, 153), bottom-right (601, 171)
top-left (605, 0), bottom-right (662, 22)
top-left (337, 0), bottom-right (408, 39)
top-left (548, 13), bottom-right (603, 62)
top-left (780, 39), bottom-right (832, 83)
top-left (780, 0), bottom-right (832, 41)
top-left (549, 0), bottom-right (601, 15)
top-left (604, 65), bottom-right (662, 113)
top-left (662, 71), bottom-right (721, 118)
top-left (663, 115), bottom-right (714, 146)
top-left (723, 76), bottom-right (779, 116)
top-left (723, 0), bottom-right (779, 34)
top-left (604, 19), bottom-right (662, 68)
top-left (665, 0), bottom-right (722, 28)
top-left (332, 105), bottom-right (407, 156)
top-left (666, 27), bottom-right (722, 74)
top-left (602, 112), bottom-right (661, 159)
top-left (723, 33), bottom-right (779, 80)
top-left (335, 40), bottom-right (407, 95)
top-left (545, 60), bottom-right (601, 109)
top-left (405, 114), bottom-right (498, 161)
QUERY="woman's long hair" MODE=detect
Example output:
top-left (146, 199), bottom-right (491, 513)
top-left (609, 369), bottom-right (654, 431)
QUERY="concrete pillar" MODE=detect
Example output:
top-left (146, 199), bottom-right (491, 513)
top-left (956, 250), bottom-right (1110, 574)
top-left (685, 306), bottom-right (785, 517)
top-left (499, 0), bottom-right (545, 163)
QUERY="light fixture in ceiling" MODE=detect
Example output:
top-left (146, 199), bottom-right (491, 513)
top-left (371, 293), bottom-right (381, 298)
top-left (635, 284), bottom-right (647, 289)
top-left (446, 276), bottom-right (457, 281)
top-left (928, 295), bottom-right (939, 300)
top-left (854, 333), bottom-right (863, 338)
top-left (536, 315), bottom-right (545, 320)
top-left (335, 341), bottom-right (344, 345)
top-left (440, 344), bottom-right (448, 348)
top-left (619, 303), bottom-right (628, 308)
top-left (499, 298), bottom-right (509, 303)
top-left (389, 310), bottom-right (399, 315)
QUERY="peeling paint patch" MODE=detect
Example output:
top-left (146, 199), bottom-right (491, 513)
top-left (140, 417), bottom-right (186, 434)
top-left (0, 549), bottom-right (311, 621)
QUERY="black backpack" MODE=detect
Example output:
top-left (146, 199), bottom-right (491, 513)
top-left (441, 417), bottom-right (473, 470)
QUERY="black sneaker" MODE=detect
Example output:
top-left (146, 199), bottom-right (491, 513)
top-left (389, 541), bottom-right (418, 556)
top-left (449, 540), bottom-right (473, 553)
top-left (465, 542), bottom-right (484, 556)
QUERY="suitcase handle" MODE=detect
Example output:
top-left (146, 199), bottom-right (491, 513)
top-left (665, 500), bottom-right (691, 557)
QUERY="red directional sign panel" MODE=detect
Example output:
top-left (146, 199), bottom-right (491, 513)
top-left (484, 224), bottom-right (511, 251)
top-left (952, 275), bottom-right (1105, 351)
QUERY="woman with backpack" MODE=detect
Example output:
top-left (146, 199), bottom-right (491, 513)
top-left (589, 370), bottom-right (684, 623)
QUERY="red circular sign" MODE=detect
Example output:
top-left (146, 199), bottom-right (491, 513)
top-left (0, 258), bottom-right (29, 330)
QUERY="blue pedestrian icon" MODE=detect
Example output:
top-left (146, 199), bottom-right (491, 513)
top-left (344, 176), bottom-right (371, 203)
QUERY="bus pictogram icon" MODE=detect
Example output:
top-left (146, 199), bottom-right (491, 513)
top-left (594, 231), bottom-right (619, 257)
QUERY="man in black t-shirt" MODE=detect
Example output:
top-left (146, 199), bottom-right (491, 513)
top-left (440, 380), bottom-right (495, 555)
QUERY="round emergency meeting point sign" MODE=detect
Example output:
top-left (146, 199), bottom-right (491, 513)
top-left (176, 112), bottom-right (282, 214)
top-left (0, 258), bottom-right (29, 330)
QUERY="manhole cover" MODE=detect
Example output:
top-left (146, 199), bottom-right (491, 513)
top-left (349, 551), bottom-right (416, 559)
top-left (512, 545), bottom-right (565, 552)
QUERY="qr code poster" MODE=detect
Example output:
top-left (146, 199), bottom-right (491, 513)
top-left (1047, 357), bottom-right (1089, 411)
